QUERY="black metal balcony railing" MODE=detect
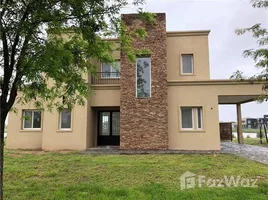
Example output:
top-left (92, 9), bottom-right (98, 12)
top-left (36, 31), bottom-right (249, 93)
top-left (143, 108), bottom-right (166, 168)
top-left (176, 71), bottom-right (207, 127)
top-left (91, 72), bottom-right (120, 84)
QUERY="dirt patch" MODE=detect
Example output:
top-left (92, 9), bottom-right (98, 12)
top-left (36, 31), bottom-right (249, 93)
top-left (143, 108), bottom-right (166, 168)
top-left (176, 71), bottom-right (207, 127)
top-left (8, 153), bottom-right (22, 158)
top-left (6, 149), bottom-right (78, 155)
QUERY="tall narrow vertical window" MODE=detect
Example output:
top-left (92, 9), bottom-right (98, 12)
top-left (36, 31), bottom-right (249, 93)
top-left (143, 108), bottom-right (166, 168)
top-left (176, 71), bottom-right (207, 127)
top-left (23, 110), bottom-right (42, 129)
top-left (181, 54), bottom-right (193, 74)
top-left (136, 57), bottom-right (151, 98)
top-left (112, 112), bottom-right (120, 136)
top-left (99, 112), bottom-right (110, 136)
top-left (59, 109), bottom-right (72, 130)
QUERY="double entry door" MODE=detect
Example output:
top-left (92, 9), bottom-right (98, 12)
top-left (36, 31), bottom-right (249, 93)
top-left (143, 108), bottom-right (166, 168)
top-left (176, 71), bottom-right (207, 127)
top-left (98, 111), bottom-right (120, 146)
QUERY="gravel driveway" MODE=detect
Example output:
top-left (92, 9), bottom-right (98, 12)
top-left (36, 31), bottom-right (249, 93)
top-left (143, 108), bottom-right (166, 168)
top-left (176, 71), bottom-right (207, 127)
top-left (221, 142), bottom-right (268, 165)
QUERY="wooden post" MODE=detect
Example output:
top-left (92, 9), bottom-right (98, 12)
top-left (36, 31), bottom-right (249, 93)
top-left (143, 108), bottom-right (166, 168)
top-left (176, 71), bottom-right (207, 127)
top-left (236, 103), bottom-right (244, 144)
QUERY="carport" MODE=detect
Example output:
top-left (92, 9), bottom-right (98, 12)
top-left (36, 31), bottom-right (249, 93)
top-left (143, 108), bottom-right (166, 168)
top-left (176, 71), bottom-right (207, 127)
top-left (218, 95), bottom-right (260, 144)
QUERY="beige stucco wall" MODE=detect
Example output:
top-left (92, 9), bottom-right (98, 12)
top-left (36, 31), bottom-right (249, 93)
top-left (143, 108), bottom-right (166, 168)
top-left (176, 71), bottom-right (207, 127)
top-left (90, 86), bottom-right (120, 107)
top-left (167, 32), bottom-right (210, 81)
top-left (168, 82), bottom-right (265, 150)
top-left (168, 85), bottom-right (220, 150)
top-left (7, 100), bottom-right (90, 150)
top-left (41, 104), bottom-right (88, 150)
top-left (7, 103), bottom-right (44, 150)
top-left (87, 103), bottom-right (95, 148)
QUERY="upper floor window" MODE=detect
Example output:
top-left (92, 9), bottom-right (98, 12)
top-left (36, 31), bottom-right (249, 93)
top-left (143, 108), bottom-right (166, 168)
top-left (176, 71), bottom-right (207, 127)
top-left (136, 57), bottom-right (151, 98)
top-left (59, 108), bottom-right (72, 130)
top-left (180, 107), bottom-right (203, 130)
top-left (23, 110), bottom-right (42, 129)
top-left (181, 54), bottom-right (193, 74)
top-left (101, 61), bottom-right (120, 78)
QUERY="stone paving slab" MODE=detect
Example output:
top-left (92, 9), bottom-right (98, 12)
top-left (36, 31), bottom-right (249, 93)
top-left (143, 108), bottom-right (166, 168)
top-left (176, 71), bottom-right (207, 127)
top-left (221, 142), bottom-right (268, 165)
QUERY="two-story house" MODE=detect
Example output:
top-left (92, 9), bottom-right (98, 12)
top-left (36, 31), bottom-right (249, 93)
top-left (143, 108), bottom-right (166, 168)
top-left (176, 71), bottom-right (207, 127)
top-left (7, 13), bottom-right (265, 151)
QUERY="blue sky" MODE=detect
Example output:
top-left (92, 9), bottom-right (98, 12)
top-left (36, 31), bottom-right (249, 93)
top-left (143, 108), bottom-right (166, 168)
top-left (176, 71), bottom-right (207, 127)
top-left (123, 0), bottom-right (268, 122)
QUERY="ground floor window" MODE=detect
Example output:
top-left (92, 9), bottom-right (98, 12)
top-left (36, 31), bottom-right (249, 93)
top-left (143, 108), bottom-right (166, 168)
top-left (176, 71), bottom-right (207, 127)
top-left (59, 109), bottom-right (72, 130)
top-left (180, 107), bottom-right (203, 130)
top-left (23, 110), bottom-right (42, 129)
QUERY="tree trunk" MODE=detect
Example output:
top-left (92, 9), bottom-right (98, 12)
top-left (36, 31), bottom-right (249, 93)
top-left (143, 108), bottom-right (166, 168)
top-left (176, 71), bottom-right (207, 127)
top-left (0, 109), bottom-right (7, 200)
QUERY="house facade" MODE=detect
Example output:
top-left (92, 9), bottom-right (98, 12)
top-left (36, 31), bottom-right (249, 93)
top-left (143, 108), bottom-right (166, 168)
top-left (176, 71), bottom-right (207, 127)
top-left (7, 13), bottom-right (266, 151)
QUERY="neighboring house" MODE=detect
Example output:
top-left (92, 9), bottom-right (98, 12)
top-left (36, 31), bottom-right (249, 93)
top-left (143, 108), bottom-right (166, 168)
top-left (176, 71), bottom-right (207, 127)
top-left (6, 13), bottom-right (266, 151)
top-left (233, 115), bottom-right (268, 129)
top-left (246, 118), bottom-right (258, 129)
top-left (233, 118), bottom-right (247, 129)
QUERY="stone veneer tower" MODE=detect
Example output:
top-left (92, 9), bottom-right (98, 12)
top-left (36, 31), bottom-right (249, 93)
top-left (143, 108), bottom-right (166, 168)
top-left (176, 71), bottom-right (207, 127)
top-left (120, 13), bottom-right (168, 149)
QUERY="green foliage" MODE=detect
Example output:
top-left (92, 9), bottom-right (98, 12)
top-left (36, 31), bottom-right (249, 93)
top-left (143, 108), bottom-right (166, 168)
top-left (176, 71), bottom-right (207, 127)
top-left (250, 0), bottom-right (268, 7)
top-left (232, 0), bottom-right (268, 101)
top-left (138, 11), bottom-right (156, 24)
top-left (230, 70), bottom-right (245, 80)
top-left (0, 0), bottom-right (155, 113)
top-left (234, 138), bottom-right (268, 147)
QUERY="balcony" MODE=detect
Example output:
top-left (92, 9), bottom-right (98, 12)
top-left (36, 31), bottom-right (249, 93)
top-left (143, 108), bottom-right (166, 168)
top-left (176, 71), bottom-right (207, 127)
top-left (91, 72), bottom-right (120, 85)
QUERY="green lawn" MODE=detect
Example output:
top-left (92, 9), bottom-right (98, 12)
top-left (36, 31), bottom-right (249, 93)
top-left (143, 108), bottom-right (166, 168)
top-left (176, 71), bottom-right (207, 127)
top-left (4, 150), bottom-right (268, 200)
top-left (233, 138), bottom-right (268, 147)
top-left (232, 128), bottom-right (259, 134)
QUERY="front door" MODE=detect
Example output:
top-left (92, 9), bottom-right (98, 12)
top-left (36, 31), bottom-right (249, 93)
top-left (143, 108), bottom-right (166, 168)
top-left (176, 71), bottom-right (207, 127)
top-left (98, 111), bottom-right (120, 146)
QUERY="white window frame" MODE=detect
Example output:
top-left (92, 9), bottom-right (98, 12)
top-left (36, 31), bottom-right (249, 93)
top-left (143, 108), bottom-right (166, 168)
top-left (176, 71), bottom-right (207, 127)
top-left (101, 61), bottom-right (120, 79)
top-left (59, 109), bottom-right (72, 130)
top-left (196, 107), bottom-right (203, 130)
top-left (136, 57), bottom-right (151, 98)
top-left (181, 54), bottom-right (194, 75)
top-left (22, 110), bottom-right (42, 130)
top-left (180, 107), bottom-right (203, 131)
top-left (180, 107), bottom-right (195, 130)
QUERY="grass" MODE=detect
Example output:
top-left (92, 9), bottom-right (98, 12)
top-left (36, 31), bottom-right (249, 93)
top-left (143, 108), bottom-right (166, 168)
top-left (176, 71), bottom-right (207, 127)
top-left (233, 138), bottom-right (268, 147)
top-left (3, 150), bottom-right (268, 200)
top-left (232, 128), bottom-right (259, 134)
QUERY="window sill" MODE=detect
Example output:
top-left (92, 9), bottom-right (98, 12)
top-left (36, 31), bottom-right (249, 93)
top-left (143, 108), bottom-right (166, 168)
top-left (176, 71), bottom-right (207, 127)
top-left (20, 129), bottom-right (42, 132)
top-left (179, 129), bottom-right (205, 133)
top-left (180, 73), bottom-right (195, 76)
top-left (100, 77), bottom-right (120, 79)
top-left (57, 129), bottom-right (73, 133)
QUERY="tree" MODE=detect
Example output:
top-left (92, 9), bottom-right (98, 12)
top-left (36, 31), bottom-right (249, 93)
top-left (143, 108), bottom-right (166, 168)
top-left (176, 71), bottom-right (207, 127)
top-left (231, 0), bottom-right (268, 101)
top-left (0, 0), bottom-right (153, 198)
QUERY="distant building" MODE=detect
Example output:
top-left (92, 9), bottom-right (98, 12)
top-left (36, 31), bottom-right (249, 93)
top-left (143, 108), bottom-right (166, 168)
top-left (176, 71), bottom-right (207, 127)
top-left (233, 116), bottom-right (267, 129)
top-left (259, 115), bottom-right (268, 125)
top-left (264, 115), bottom-right (268, 122)
top-left (246, 118), bottom-right (258, 129)
top-left (232, 118), bottom-right (246, 129)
